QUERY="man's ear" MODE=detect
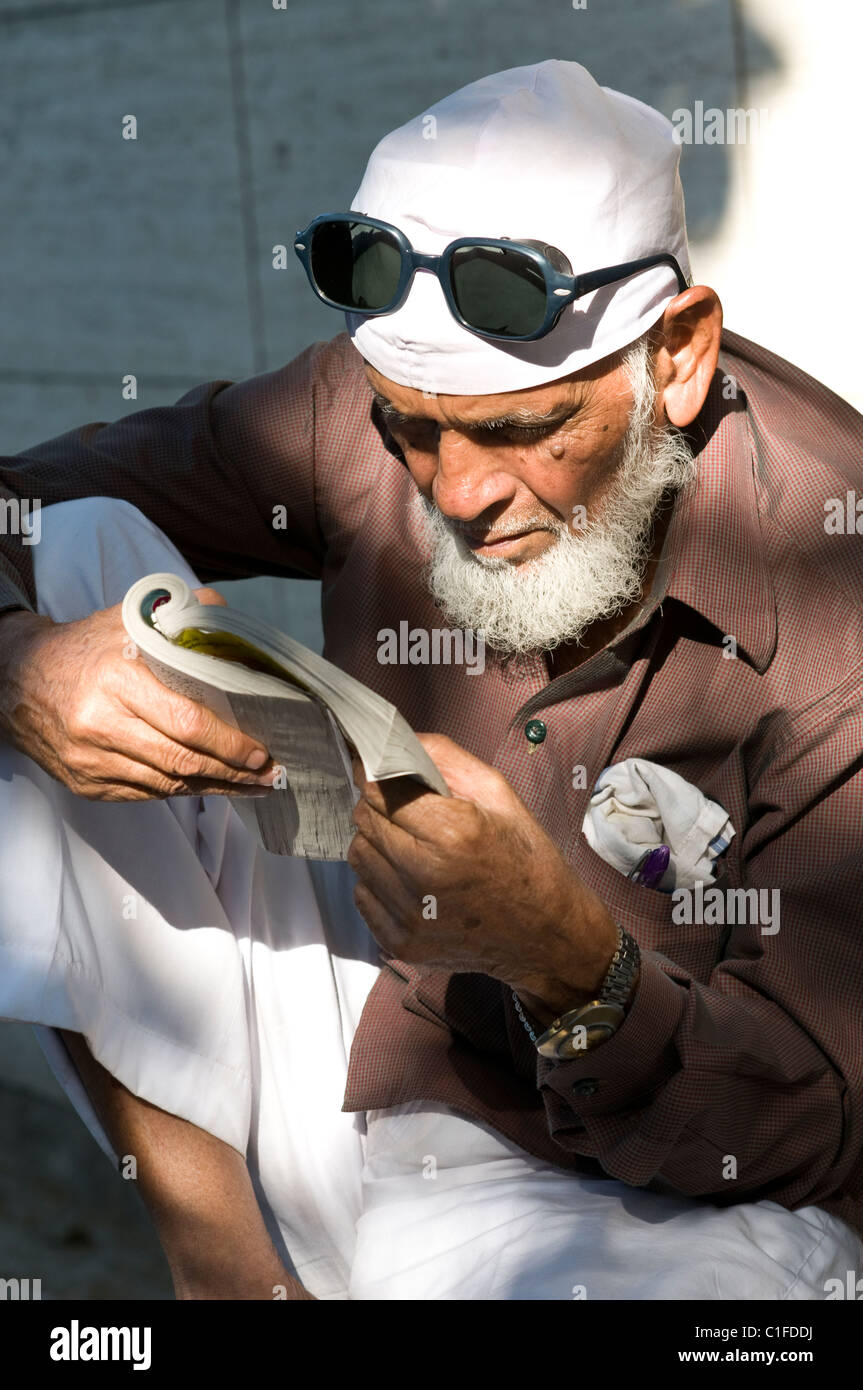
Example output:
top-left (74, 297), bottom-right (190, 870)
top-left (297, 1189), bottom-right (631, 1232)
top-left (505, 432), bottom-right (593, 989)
top-left (652, 286), bottom-right (723, 428)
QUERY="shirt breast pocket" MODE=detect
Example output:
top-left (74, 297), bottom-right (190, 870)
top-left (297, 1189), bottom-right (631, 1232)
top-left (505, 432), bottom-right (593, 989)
top-left (572, 830), bottom-right (731, 984)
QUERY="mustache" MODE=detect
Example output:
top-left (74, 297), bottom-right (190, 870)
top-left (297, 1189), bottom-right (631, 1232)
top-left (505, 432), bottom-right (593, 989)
top-left (420, 501), bottom-right (567, 544)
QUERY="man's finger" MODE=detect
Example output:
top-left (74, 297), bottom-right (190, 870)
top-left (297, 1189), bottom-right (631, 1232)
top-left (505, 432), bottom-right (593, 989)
top-left (95, 713), bottom-right (276, 788)
top-left (119, 664), bottom-right (271, 772)
top-left (414, 731), bottom-right (516, 808)
top-left (351, 876), bottom-right (408, 959)
top-left (362, 773), bottom-right (436, 821)
top-left (192, 587), bottom-right (229, 608)
top-left (348, 830), bottom-right (418, 922)
top-left (63, 745), bottom-right (275, 801)
top-left (351, 753), bottom-right (454, 828)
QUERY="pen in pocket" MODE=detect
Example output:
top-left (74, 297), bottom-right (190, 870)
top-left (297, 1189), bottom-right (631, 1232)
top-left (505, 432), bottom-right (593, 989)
top-left (628, 845), bottom-right (670, 888)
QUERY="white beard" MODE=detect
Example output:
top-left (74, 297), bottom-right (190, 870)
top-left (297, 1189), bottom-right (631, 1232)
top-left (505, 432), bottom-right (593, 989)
top-left (413, 343), bottom-right (697, 658)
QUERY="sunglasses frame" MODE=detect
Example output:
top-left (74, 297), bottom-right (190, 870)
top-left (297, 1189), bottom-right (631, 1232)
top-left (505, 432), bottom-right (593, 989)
top-left (294, 212), bottom-right (689, 342)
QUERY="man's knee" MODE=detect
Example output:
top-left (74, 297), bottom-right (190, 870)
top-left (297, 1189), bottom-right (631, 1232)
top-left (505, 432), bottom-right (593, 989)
top-left (38, 496), bottom-right (159, 545)
top-left (33, 496), bottom-right (199, 622)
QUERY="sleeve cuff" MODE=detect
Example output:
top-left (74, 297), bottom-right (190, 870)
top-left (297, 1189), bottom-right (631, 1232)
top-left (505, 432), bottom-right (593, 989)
top-left (537, 953), bottom-right (687, 1118)
top-left (0, 575), bottom-right (34, 617)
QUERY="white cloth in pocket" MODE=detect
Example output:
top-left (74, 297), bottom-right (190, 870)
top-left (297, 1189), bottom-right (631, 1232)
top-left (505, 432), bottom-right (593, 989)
top-left (583, 758), bottom-right (734, 890)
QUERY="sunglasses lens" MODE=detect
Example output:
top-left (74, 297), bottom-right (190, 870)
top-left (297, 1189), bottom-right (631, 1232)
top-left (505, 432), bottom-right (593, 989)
top-left (449, 244), bottom-right (548, 337)
top-left (310, 219), bottom-right (403, 311)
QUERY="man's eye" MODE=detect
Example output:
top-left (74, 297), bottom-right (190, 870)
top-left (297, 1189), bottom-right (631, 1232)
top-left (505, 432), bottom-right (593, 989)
top-left (514, 424), bottom-right (556, 440)
top-left (487, 423), bottom-right (557, 444)
top-left (392, 423), bottom-right (438, 450)
top-left (389, 420), bottom-right (558, 448)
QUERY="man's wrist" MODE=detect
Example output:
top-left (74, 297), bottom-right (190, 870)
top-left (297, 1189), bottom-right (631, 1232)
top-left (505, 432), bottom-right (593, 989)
top-left (512, 899), bottom-right (621, 1024)
top-left (514, 925), bottom-right (642, 1059)
top-left (0, 608), bottom-right (53, 744)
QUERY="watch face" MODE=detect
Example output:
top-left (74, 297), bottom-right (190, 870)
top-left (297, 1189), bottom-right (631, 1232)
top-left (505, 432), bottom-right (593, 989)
top-left (538, 1002), bottom-right (626, 1060)
top-left (557, 1021), bottom-right (615, 1058)
top-left (585, 1021), bottom-right (617, 1047)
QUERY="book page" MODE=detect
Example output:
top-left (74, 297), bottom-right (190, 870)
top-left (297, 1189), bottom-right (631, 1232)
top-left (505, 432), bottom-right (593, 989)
top-left (226, 690), bottom-right (357, 859)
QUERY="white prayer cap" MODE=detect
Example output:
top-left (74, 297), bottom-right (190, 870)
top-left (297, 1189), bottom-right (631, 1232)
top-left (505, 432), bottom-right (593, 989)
top-left (346, 59), bottom-right (691, 396)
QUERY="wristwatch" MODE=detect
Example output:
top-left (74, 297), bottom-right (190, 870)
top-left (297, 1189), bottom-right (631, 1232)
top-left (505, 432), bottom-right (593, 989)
top-left (528, 925), bottom-right (641, 1060)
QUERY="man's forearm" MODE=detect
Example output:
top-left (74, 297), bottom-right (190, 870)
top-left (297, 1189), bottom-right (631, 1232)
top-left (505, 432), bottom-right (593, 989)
top-left (59, 1030), bottom-right (315, 1300)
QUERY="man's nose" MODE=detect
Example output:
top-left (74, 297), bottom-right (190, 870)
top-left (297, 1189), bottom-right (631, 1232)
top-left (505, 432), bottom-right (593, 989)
top-left (431, 429), bottom-right (517, 521)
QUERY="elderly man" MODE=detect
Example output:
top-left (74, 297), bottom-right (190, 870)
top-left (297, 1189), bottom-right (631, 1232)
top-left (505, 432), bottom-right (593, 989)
top-left (1, 60), bottom-right (862, 1302)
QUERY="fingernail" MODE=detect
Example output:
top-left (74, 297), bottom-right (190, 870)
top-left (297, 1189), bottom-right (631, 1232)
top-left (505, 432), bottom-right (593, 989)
top-left (245, 749), bottom-right (268, 770)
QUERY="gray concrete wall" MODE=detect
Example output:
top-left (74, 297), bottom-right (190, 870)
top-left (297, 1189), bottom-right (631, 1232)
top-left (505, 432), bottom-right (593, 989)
top-left (0, 0), bottom-right (859, 1297)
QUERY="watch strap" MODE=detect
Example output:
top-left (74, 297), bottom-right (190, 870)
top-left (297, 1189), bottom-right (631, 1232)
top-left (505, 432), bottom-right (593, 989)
top-left (598, 923), bottom-right (641, 1009)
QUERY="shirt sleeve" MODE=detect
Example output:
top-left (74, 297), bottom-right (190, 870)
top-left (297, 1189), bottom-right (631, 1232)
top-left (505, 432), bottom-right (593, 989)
top-left (531, 672), bottom-right (863, 1214)
top-left (0, 337), bottom-right (340, 616)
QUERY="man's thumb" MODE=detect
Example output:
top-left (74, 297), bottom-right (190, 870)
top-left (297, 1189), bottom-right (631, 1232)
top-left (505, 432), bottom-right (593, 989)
top-left (193, 586), bottom-right (228, 607)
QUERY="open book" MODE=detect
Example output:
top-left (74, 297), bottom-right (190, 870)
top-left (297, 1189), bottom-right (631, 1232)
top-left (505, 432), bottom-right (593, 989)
top-left (121, 573), bottom-right (450, 860)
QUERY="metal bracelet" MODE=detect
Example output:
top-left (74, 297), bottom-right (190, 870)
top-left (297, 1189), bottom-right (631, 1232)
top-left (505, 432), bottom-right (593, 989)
top-left (511, 988), bottom-right (540, 1044)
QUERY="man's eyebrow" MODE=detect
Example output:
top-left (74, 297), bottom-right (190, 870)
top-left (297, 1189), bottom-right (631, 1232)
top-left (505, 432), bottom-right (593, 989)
top-left (371, 393), bottom-right (408, 421)
top-left (371, 391), bottom-right (579, 432)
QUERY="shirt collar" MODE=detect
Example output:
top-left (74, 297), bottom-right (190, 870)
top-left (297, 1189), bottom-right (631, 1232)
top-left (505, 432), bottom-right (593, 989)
top-left (647, 352), bottom-right (778, 674)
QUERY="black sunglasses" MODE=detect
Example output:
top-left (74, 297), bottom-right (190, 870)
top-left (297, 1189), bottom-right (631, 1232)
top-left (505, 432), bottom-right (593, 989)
top-left (294, 213), bottom-right (688, 343)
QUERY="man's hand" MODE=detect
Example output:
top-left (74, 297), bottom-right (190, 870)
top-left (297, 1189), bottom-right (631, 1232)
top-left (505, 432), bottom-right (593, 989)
top-left (0, 594), bottom-right (276, 801)
top-left (347, 732), bottom-right (619, 1023)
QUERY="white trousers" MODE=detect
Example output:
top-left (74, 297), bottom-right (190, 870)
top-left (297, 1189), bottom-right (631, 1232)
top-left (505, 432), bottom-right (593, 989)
top-left (1, 496), bottom-right (861, 1301)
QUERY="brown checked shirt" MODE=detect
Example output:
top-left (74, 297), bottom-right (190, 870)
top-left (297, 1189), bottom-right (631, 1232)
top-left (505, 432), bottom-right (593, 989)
top-left (2, 329), bottom-right (863, 1238)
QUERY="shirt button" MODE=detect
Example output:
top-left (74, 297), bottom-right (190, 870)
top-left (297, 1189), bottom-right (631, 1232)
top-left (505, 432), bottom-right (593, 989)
top-left (571, 1078), bottom-right (599, 1097)
top-left (524, 719), bottom-right (547, 745)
